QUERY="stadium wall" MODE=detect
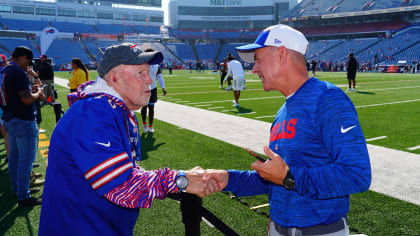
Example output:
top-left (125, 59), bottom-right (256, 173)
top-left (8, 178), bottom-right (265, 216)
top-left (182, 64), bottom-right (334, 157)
top-left (0, 0), bottom-right (163, 27)
top-left (168, 0), bottom-right (297, 29)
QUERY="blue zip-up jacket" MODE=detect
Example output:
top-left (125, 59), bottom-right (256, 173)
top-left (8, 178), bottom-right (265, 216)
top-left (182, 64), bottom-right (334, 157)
top-left (225, 77), bottom-right (371, 228)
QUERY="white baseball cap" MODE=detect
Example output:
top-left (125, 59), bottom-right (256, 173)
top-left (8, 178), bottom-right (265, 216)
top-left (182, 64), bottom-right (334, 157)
top-left (236, 24), bottom-right (309, 63)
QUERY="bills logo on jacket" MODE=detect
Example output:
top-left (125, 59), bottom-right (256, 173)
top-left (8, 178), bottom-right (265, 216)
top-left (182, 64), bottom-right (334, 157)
top-left (270, 119), bottom-right (297, 142)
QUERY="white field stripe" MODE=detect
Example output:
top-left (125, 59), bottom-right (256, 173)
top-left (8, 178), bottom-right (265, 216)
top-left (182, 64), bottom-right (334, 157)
top-left (237, 112), bottom-right (256, 115)
top-left (195, 104), bottom-right (212, 107)
top-left (208, 106), bottom-right (225, 109)
top-left (202, 217), bottom-right (214, 228)
top-left (92, 162), bottom-right (133, 190)
top-left (222, 109), bottom-right (236, 112)
top-left (366, 136), bottom-right (388, 142)
top-left (186, 96), bottom-right (284, 105)
top-left (85, 153), bottom-right (128, 180)
top-left (360, 85), bottom-right (420, 92)
top-left (255, 115), bottom-right (276, 119)
top-left (167, 85), bottom-right (225, 89)
top-left (407, 145), bottom-right (420, 151)
top-left (356, 99), bottom-right (420, 108)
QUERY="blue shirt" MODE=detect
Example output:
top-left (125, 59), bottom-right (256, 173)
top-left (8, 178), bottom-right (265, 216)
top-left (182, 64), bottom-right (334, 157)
top-left (39, 92), bottom-right (141, 235)
top-left (225, 78), bottom-right (371, 228)
top-left (0, 62), bottom-right (36, 121)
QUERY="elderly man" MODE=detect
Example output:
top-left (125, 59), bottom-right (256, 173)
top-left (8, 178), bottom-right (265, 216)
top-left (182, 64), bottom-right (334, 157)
top-left (204, 24), bottom-right (371, 236)
top-left (39, 43), bottom-right (216, 235)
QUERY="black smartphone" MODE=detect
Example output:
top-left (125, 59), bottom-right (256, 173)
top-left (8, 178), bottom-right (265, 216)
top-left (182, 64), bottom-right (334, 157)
top-left (245, 148), bottom-right (266, 162)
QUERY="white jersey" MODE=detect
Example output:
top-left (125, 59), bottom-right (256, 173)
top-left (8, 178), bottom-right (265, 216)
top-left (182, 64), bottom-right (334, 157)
top-left (225, 60), bottom-right (245, 81)
top-left (149, 64), bottom-right (159, 89)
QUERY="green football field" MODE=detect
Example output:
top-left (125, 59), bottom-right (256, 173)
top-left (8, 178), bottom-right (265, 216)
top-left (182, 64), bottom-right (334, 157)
top-left (159, 70), bottom-right (420, 154)
top-left (0, 70), bottom-right (419, 235)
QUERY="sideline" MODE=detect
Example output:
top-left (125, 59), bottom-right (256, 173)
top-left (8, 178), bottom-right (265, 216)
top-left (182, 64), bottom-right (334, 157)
top-left (54, 77), bottom-right (420, 205)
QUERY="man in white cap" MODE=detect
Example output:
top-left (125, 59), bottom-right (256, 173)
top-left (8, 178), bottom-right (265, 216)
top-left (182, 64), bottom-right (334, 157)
top-left (39, 43), bottom-right (217, 235)
top-left (203, 24), bottom-right (371, 236)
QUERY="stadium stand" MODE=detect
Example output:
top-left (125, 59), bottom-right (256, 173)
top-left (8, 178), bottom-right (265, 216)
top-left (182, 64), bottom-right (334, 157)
top-left (0, 38), bottom-right (39, 58)
top-left (286, 0), bottom-right (420, 17)
top-left (195, 43), bottom-right (219, 61)
top-left (165, 43), bottom-right (195, 61)
top-left (49, 21), bottom-right (96, 33)
top-left (45, 39), bottom-right (90, 67)
top-left (95, 23), bottom-right (137, 34)
top-left (0, 18), bottom-right (49, 31)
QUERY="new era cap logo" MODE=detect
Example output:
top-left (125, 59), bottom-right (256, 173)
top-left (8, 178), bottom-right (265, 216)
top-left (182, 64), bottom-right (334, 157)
top-left (274, 39), bottom-right (282, 44)
top-left (130, 44), bottom-right (139, 52)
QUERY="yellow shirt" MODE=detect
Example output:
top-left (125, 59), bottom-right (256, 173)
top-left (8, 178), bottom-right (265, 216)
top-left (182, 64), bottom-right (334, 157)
top-left (69, 68), bottom-right (88, 89)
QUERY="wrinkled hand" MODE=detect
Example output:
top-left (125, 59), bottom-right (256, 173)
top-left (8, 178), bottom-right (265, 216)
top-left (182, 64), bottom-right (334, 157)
top-left (203, 169), bottom-right (229, 193)
top-left (251, 146), bottom-right (289, 186)
top-left (185, 166), bottom-right (219, 198)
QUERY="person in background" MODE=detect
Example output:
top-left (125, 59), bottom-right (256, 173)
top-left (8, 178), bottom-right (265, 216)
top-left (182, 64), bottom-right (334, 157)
top-left (37, 55), bottom-right (55, 102)
top-left (347, 53), bottom-right (358, 92)
top-left (223, 54), bottom-right (245, 108)
top-left (0, 54), bottom-right (10, 162)
top-left (1, 46), bottom-right (45, 207)
top-left (219, 59), bottom-right (227, 89)
top-left (311, 59), bottom-right (317, 76)
top-left (168, 60), bottom-right (173, 75)
top-left (141, 48), bottom-right (167, 133)
top-left (69, 58), bottom-right (89, 92)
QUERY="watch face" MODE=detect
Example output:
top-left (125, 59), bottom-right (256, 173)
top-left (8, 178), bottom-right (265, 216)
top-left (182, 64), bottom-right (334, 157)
top-left (176, 176), bottom-right (188, 189)
top-left (283, 178), bottom-right (296, 190)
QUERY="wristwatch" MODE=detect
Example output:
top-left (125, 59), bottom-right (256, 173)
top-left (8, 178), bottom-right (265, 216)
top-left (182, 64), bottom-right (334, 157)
top-left (283, 169), bottom-right (296, 190)
top-left (176, 170), bottom-right (188, 191)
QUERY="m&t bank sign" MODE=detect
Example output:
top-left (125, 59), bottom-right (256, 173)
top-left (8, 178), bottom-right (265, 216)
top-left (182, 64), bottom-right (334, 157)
top-left (210, 0), bottom-right (242, 6)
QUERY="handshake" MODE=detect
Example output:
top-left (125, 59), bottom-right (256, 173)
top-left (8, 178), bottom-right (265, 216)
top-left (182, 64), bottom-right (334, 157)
top-left (182, 146), bottom-right (289, 198)
top-left (183, 167), bottom-right (228, 198)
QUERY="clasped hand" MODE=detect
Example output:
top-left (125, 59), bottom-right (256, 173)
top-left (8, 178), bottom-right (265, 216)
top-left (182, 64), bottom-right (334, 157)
top-left (184, 146), bottom-right (289, 198)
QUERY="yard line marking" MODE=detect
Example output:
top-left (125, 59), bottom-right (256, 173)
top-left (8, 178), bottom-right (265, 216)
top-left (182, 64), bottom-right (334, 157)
top-left (39, 141), bottom-right (50, 148)
top-left (202, 217), bottom-right (214, 228)
top-left (407, 145), bottom-right (420, 151)
top-left (255, 115), bottom-right (276, 119)
top-left (167, 85), bottom-right (228, 89)
top-left (169, 88), bottom-right (262, 95)
top-left (356, 99), bottom-right (420, 108)
top-left (40, 150), bottom-right (48, 158)
top-left (250, 203), bottom-right (269, 210)
top-left (186, 96), bottom-right (284, 105)
top-left (222, 109), bottom-right (237, 112)
top-left (358, 85), bottom-right (420, 92)
top-left (237, 112), bottom-right (256, 115)
top-left (195, 104), bottom-right (212, 107)
top-left (208, 106), bottom-right (225, 109)
top-left (366, 136), bottom-right (388, 142)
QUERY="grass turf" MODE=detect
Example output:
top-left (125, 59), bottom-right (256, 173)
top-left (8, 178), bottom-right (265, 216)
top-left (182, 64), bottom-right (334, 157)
top-left (1, 70), bottom-right (419, 235)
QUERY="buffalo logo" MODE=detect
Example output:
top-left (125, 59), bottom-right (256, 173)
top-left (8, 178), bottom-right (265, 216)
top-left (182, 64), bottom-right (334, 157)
top-left (45, 29), bottom-right (55, 34)
top-left (270, 119), bottom-right (297, 142)
top-left (274, 39), bottom-right (282, 44)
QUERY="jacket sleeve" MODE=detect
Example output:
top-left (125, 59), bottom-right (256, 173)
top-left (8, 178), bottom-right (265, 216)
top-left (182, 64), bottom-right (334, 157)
top-left (223, 170), bottom-right (270, 197)
top-left (104, 168), bottom-right (178, 208)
